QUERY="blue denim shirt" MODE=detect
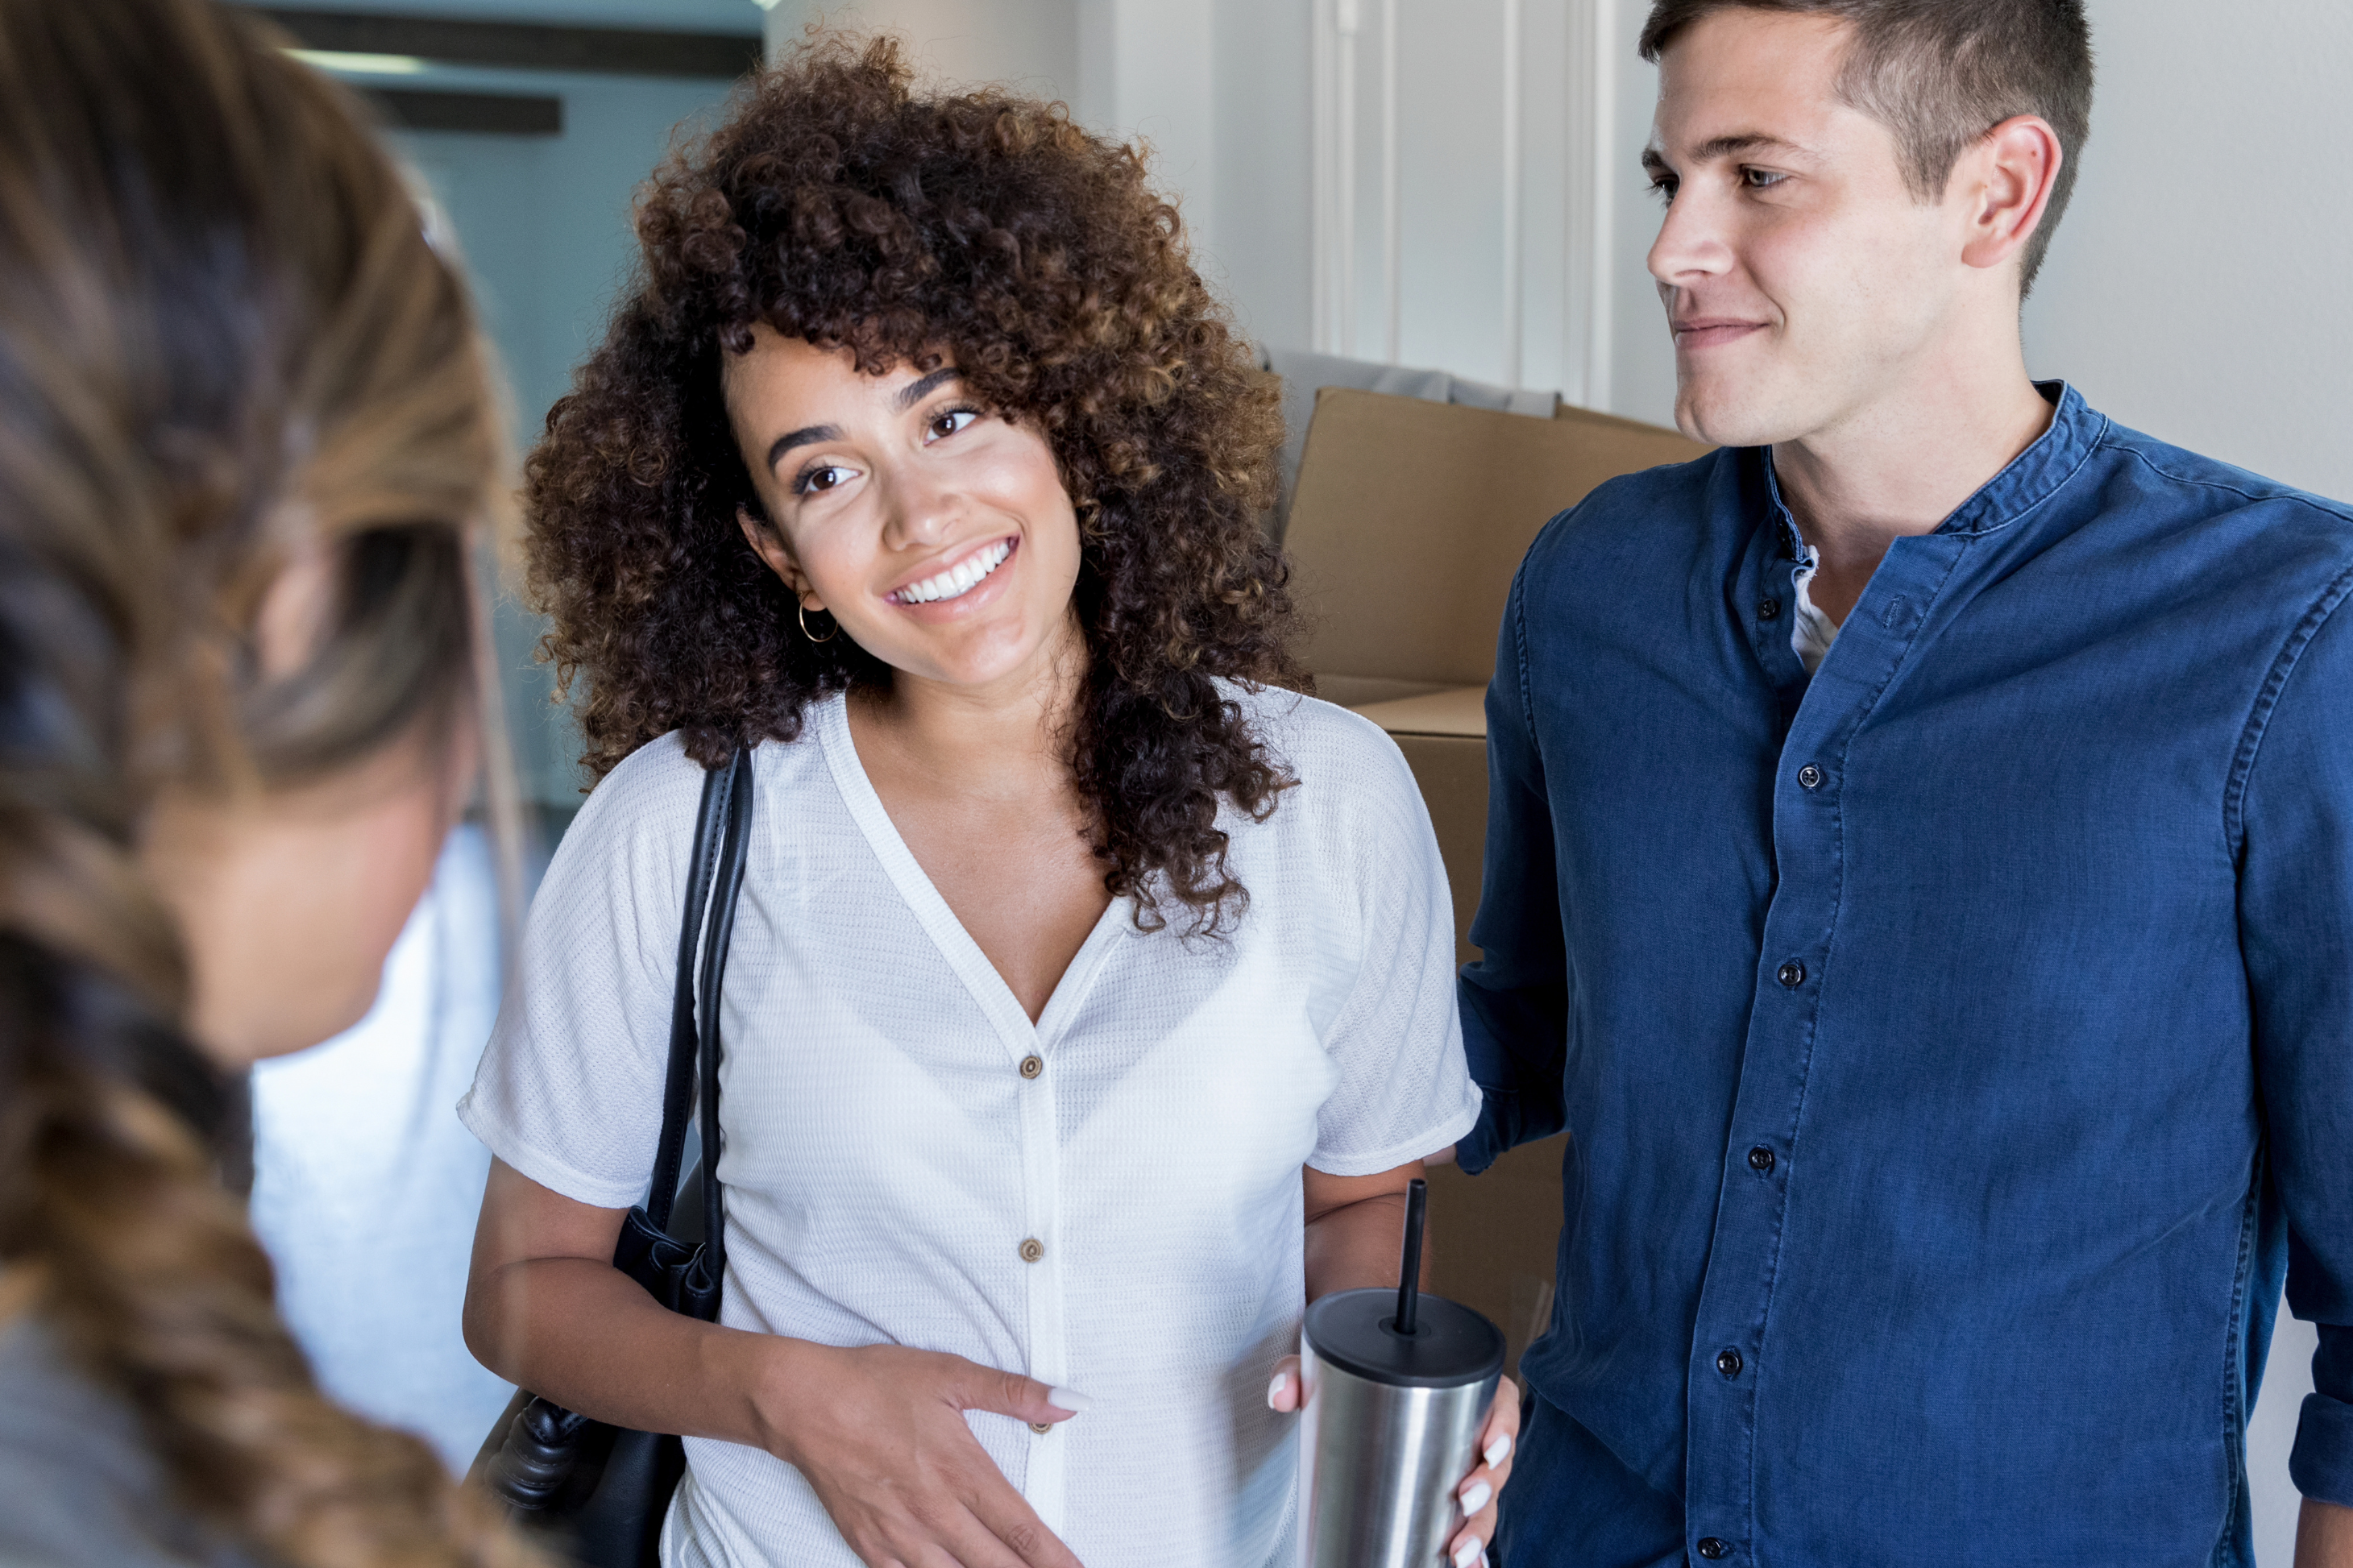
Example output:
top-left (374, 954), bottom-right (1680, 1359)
top-left (1457, 385), bottom-right (2353, 1566)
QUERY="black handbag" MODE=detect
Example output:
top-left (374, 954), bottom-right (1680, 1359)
top-left (468, 748), bottom-right (754, 1567)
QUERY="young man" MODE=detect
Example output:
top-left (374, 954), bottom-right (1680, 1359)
top-left (1455, 2), bottom-right (2353, 1564)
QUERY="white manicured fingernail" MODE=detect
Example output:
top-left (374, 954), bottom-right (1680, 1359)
top-left (1266, 1371), bottom-right (1291, 1408)
top-left (1484, 1433), bottom-right (1513, 1468)
top-left (1458, 1479), bottom-right (1492, 1516)
top-left (1046, 1387), bottom-right (1091, 1414)
top-left (1451, 1536), bottom-right (1482, 1568)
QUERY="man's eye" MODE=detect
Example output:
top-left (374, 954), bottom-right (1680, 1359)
top-left (1742, 168), bottom-right (1790, 191)
top-left (1648, 176), bottom-right (1678, 203)
top-left (795, 463), bottom-right (851, 495)
top-left (928, 408), bottom-right (979, 441)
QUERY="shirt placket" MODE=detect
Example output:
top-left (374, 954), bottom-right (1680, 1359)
top-left (1016, 1030), bottom-right (1069, 1531)
top-left (1681, 520), bottom-right (1970, 1565)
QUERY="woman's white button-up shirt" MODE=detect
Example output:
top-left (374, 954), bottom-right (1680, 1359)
top-left (461, 685), bottom-right (1480, 1567)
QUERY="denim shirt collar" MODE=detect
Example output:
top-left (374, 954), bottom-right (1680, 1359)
top-left (1754, 381), bottom-right (2106, 558)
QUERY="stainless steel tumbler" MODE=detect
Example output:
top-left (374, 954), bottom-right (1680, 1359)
top-left (1298, 1180), bottom-right (1505, 1568)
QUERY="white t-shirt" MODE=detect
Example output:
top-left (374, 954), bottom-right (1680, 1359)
top-left (459, 684), bottom-right (1480, 1568)
top-left (1790, 534), bottom-right (1841, 673)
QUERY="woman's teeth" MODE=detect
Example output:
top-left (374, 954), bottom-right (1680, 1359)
top-left (891, 540), bottom-right (1011, 604)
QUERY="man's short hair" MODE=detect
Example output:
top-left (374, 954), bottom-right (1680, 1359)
top-left (1639, 0), bottom-right (2093, 292)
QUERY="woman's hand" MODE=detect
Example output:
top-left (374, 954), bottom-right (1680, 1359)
top-left (1268, 1358), bottom-right (1521, 1568)
top-left (758, 1341), bottom-right (1089, 1568)
top-left (1446, 1377), bottom-right (1520, 1568)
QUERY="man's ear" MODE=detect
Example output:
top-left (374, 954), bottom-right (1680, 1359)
top-left (1959, 114), bottom-right (2064, 274)
top-left (736, 504), bottom-right (816, 606)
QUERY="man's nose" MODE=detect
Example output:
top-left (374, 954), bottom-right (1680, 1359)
top-left (1646, 178), bottom-right (1732, 291)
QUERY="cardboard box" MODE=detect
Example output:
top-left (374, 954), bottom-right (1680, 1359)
top-left (1347, 687), bottom-right (1490, 965)
top-left (1284, 388), bottom-right (1707, 1375)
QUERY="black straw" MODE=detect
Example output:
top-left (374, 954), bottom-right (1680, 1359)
top-left (1395, 1177), bottom-right (1429, 1336)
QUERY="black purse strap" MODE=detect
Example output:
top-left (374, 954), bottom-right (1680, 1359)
top-left (644, 747), bottom-right (754, 1238)
top-left (469, 747), bottom-right (756, 1522)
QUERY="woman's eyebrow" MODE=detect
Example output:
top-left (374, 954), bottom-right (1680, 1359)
top-left (766, 422), bottom-right (844, 471)
top-left (893, 366), bottom-right (962, 411)
top-left (762, 370), bottom-right (964, 471)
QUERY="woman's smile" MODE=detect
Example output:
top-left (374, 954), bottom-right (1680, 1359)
top-left (885, 535), bottom-right (1017, 607)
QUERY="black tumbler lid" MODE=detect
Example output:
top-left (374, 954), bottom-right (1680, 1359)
top-left (1304, 1287), bottom-right (1506, 1389)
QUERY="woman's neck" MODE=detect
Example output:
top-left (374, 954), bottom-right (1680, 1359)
top-left (851, 614), bottom-right (1089, 804)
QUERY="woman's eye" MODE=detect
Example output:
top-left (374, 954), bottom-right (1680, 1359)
top-left (928, 408), bottom-right (979, 442)
top-left (795, 463), bottom-right (852, 496)
top-left (1649, 176), bottom-right (1678, 204)
top-left (1742, 168), bottom-right (1790, 191)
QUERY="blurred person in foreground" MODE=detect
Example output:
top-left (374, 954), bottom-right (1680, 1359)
top-left (0, 2), bottom-right (537, 1565)
top-left (1456, 2), bottom-right (2353, 1565)
top-left (462, 35), bottom-right (1513, 1568)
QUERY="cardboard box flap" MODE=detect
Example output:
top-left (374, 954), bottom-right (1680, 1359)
top-left (1351, 684), bottom-right (1488, 740)
top-left (1554, 397), bottom-right (1696, 438)
top-left (1288, 388), bottom-right (1706, 688)
top-left (1313, 674), bottom-right (1453, 709)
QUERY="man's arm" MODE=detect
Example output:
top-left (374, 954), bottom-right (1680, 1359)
top-left (2238, 590), bottom-right (2353, 1533)
top-left (1455, 565), bottom-right (1571, 1173)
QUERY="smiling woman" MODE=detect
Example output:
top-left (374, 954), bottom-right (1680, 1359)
top-left (721, 333), bottom-right (1094, 737)
top-left (525, 35), bottom-right (1297, 935)
top-left (459, 32), bottom-right (1513, 1568)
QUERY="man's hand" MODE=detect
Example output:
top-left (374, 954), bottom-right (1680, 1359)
top-left (2298, 1499), bottom-right (2353, 1568)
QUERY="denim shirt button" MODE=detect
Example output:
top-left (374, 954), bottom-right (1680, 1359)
top-left (1716, 1348), bottom-right (1744, 1379)
top-left (1758, 598), bottom-right (1782, 622)
top-left (1748, 1145), bottom-right (1775, 1174)
top-left (1798, 764), bottom-right (1824, 790)
top-left (1777, 960), bottom-right (1807, 989)
top-left (1696, 1539), bottom-right (1732, 1560)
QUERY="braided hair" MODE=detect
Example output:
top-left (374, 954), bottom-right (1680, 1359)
top-left (0, 2), bottom-right (536, 1562)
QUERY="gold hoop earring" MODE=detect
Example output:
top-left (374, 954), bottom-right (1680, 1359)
top-left (797, 601), bottom-right (838, 644)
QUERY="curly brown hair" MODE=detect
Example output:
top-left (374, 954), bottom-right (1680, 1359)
top-left (526, 33), bottom-right (1302, 932)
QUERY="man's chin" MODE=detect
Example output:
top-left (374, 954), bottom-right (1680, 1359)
top-left (1673, 381), bottom-right (1811, 451)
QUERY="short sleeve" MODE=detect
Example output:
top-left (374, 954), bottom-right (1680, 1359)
top-left (457, 734), bottom-right (705, 1209)
top-left (1289, 704), bottom-right (1483, 1177)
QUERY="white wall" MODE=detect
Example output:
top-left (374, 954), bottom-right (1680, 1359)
top-left (769, 0), bottom-right (1078, 100)
top-left (1076, 0), bottom-right (1216, 263)
top-left (1604, 0), bottom-right (1674, 426)
top-left (765, 0), bottom-right (1282, 334)
top-left (762, 1), bottom-right (1620, 396)
top-left (2023, 0), bottom-right (2353, 502)
top-left (1207, 0), bottom-right (1314, 349)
